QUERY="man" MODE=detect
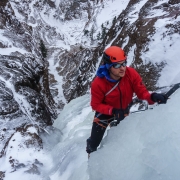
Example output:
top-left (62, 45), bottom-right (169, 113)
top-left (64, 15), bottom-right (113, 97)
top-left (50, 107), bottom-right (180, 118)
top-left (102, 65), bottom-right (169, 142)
top-left (86, 46), bottom-right (167, 154)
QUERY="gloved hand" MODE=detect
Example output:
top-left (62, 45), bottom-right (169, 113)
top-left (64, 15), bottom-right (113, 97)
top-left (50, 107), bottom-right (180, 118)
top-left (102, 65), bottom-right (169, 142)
top-left (151, 93), bottom-right (168, 104)
top-left (112, 108), bottom-right (125, 124)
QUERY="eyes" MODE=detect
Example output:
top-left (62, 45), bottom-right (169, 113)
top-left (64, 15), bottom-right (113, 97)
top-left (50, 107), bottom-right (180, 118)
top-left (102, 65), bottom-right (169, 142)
top-left (112, 61), bottom-right (127, 69)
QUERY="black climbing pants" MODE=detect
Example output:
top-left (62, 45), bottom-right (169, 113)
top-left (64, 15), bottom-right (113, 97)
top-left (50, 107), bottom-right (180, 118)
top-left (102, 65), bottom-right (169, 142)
top-left (90, 112), bottom-right (114, 149)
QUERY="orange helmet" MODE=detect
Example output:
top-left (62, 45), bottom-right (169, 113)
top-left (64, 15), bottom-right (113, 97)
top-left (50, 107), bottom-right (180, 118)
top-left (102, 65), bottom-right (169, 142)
top-left (103, 46), bottom-right (127, 64)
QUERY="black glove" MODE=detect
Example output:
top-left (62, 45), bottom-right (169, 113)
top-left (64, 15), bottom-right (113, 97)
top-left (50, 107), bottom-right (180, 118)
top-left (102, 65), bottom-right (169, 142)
top-left (151, 93), bottom-right (168, 104)
top-left (112, 108), bottom-right (125, 124)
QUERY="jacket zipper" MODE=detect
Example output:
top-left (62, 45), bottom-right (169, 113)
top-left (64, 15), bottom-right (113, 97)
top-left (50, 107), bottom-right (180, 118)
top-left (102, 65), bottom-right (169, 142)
top-left (118, 83), bottom-right (123, 109)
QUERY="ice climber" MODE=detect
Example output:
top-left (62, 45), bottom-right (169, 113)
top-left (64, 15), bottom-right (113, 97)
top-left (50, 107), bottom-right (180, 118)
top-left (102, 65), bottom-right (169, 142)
top-left (86, 46), bottom-right (168, 154)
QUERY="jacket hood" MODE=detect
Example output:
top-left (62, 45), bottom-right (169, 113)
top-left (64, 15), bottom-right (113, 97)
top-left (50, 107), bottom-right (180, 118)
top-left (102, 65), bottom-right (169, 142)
top-left (96, 64), bottom-right (118, 83)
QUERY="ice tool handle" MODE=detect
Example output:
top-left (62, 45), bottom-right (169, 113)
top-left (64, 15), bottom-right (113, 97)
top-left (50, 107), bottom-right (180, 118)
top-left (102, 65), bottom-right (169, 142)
top-left (164, 83), bottom-right (180, 98)
top-left (124, 98), bottom-right (145, 115)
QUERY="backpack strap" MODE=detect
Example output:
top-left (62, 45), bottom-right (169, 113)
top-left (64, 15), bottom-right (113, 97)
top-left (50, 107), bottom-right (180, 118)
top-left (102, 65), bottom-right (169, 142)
top-left (96, 80), bottom-right (120, 119)
top-left (105, 81), bottom-right (120, 96)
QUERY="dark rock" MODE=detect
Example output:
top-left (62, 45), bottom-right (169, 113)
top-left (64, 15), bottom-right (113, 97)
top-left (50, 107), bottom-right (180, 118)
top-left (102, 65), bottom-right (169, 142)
top-left (169, 0), bottom-right (180, 5)
top-left (0, 171), bottom-right (5, 180)
top-left (0, 0), bottom-right (8, 6)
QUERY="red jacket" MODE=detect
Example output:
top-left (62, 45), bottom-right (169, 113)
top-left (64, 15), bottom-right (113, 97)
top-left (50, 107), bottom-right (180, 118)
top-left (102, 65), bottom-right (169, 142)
top-left (90, 67), bottom-right (154, 115)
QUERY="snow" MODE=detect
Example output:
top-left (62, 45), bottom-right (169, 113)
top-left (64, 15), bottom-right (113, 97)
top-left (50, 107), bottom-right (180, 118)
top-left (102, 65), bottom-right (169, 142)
top-left (142, 17), bottom-right (180, 86)
top-left (28, 0), bottom-right (130, 48)
top-left (0, 12), bottom-right (36, 56)
top-left (146, 0), bottom-right (168, 19)
top-left (9, 1), bottom-right (25, 21)
top-left (0, 47), bottom-right (28, 55)
top-left (88, 90), bottom-right (180, 180)
top-left (128, 0), bottom-right (148, 24)
top-left (126, 44), bottom-right (136, 66)
top-left (96, 0), bottom-right (129, 27)
top-left (1, 0), bottom-right (180, 179)
top-left (1, 126), bottom-right (49, 180)
top-left (48, 51), bottom-right (67, 108)
top-left (0, 29), bottom-right (28, 55)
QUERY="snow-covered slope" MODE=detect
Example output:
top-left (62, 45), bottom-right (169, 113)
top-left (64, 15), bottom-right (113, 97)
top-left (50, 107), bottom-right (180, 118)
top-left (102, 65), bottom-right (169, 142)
top-left (1, 0), bottom-right (180, 179)
top-left (2, 85), bottom-right (180, 180)
top-left (88, 89), bottom-right (180, 180)
top-left (49, 87), bottom-right (180, 180)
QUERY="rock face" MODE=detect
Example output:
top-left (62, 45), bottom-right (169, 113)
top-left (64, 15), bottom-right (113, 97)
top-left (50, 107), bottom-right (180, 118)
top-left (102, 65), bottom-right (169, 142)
top-left (0, 2), bottom-right (57, 177)
top-left (1, 0), bottom-right (180, 108)
top-left (0, 0), bottom-right (180, 178)
top-left (0, 54), bottom-right (57, 178)
top-left (54, 0), bottom-right (180, 102)
top-left (0, 54), bottom-right (56, 124)
top-left (56, 46), bottom-right (96, 103)
top-left (88, 0), bottom-right (180, 91)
